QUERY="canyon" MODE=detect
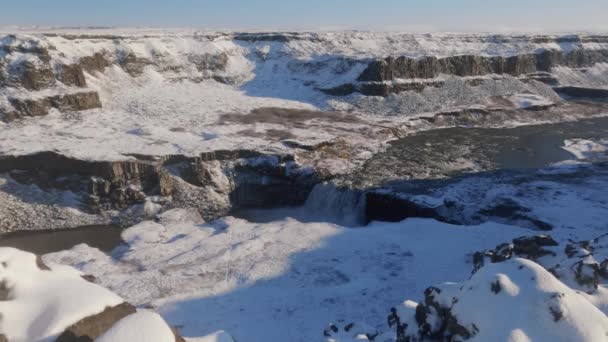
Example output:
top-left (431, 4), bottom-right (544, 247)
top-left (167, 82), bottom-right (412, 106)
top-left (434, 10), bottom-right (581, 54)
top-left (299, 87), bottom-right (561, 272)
top-left (1, 29), bottom-right (608, 341)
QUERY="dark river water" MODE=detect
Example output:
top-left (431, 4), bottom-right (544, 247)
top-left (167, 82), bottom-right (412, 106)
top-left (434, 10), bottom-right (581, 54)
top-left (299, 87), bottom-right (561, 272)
top-left (0, 225), bottom-right (123, 254)
top-left (350, 116), bottom-right (608, 185)
top-left (492, 117), bottom-right (608, 169)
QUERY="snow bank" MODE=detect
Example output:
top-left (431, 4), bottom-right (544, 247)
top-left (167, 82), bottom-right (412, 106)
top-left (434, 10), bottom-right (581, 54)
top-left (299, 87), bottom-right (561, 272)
top-left (0, 247), bottom-right (124, 342)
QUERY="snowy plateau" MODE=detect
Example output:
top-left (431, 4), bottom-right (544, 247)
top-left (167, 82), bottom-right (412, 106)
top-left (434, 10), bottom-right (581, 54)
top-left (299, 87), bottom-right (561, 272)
top-left (0, 29), bottom-right (608, 341)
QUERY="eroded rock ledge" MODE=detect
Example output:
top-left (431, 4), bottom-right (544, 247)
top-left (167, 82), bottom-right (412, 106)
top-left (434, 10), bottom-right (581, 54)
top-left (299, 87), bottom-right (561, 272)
top-left (0, 149), bottom-right (321, 232)
top-left (359, 49), bottom-right (608, 82)
top-left (322, 48), bottom-right (608, 96)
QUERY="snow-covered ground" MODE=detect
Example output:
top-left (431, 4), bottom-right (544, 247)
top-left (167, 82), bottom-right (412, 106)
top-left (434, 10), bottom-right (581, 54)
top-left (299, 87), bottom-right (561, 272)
top-left (45, 217), bottom-right (527, 341)
top-left (43, 161), bottom-right (608, 341)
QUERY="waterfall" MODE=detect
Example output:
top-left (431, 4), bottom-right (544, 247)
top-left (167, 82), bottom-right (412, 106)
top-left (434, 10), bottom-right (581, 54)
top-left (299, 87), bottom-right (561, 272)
top-left (303, 182), bottom-right (367, 227)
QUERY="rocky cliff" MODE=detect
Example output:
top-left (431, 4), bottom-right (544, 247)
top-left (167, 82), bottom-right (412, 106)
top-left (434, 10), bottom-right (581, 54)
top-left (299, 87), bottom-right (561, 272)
top-left (2, 30), bottom-right (608, 231)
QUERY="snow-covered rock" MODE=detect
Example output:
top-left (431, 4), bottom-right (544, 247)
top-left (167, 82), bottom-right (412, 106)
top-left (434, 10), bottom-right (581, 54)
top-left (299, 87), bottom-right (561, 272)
top-left (0, 247), bottom-right (124, 342)
top-left (0, 247), bottom-right (218, 342)
top-left (390, 258), bottom-right (608, 342)
top-left (474, 233), bottom-right (608, 313)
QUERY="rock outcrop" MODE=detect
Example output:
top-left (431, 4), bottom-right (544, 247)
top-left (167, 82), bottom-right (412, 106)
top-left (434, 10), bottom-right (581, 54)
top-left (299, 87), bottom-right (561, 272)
top-left (357, 49), bottom-right (608, 82)
top-left (56, 302), bottom-right (137, 342)
top-left (385, 259), bottom-right (608, 342)
top-left (0, 149), bottom-right (319, 231)
top-left (118, 52), bottom-right (153, 76)
top-left (9, 61), bottom-right (56, 91)
top-left (320, 80), bottom-right (445, 97)
top-left (317, 48), bottom-right (608, 97)
top-left (57, 64), bottom-right (87, 87)
top-left (78, 52), bottom-right (111, 74)
top-left (4, 91), bottom-right (101, 121)
top-left (474, 233), bottom-right (608, 292)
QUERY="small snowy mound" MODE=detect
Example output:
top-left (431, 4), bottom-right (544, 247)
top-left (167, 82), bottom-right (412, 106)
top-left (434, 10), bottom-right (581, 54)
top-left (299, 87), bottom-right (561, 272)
top-left (0, 247), bottom-right (124, 342)
top-left (187, 330), bottom-right (235, 342)
top-left (393, 258), bottom-right (608, 341)
top-left (509, 93), bottom-right (554, 109)
top-left (562, 138), bottom-right (608, 160)
top-left (95, 310), bottom-right (175, 342)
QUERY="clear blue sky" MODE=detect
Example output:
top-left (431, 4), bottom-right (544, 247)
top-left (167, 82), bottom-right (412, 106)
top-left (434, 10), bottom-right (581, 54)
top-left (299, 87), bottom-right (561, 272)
top-left (3, 0), bottom-right (608, 31)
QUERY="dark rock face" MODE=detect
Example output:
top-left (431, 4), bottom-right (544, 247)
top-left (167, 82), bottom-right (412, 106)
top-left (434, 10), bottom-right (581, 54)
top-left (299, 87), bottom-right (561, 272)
top-left (5, 91), bottom-right (101, 122)
top-left (0, 281), bottom-right (10, 301)
top-left (55, 302), bottom-right (137, 342)
top-left (473, 235), bottom-right (558, 273)
top-left (79, 52), bottom-right (111, 74)
top-left (473, 233), bottom-right (608, 291)
top-left (188, 52), bottom-right (229, 72)
top-left (118, 52), bottom-right (153, 76)
top-left (358, 49), bottom-right (608, 82)
top-left (50, 91), bottom-right (102, 112)
top-left (0, 60), bottom-right (7, 87)
top-left (365, 192), bottom-right (443, 224)
top-left (0, 152), bottom-right (159, 211)
top-left (9, 61), bottom-right (56, 91)
top-left (555, 86), bottom-right (608, 99)
top-left (411, 287), bottom-right (476, 341)
top-left (364, 190), bottom-right (552, 230)
top-left (0, 150), bottom-right (318, 225)
top-left (320, 80), bottom-right (444, 96)
top-left (57, 64), bottom-right (87, 87)
top-left (8, 97), bottom-right (52, 118)
top-left (233, 32), bottom-right (313, 42)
